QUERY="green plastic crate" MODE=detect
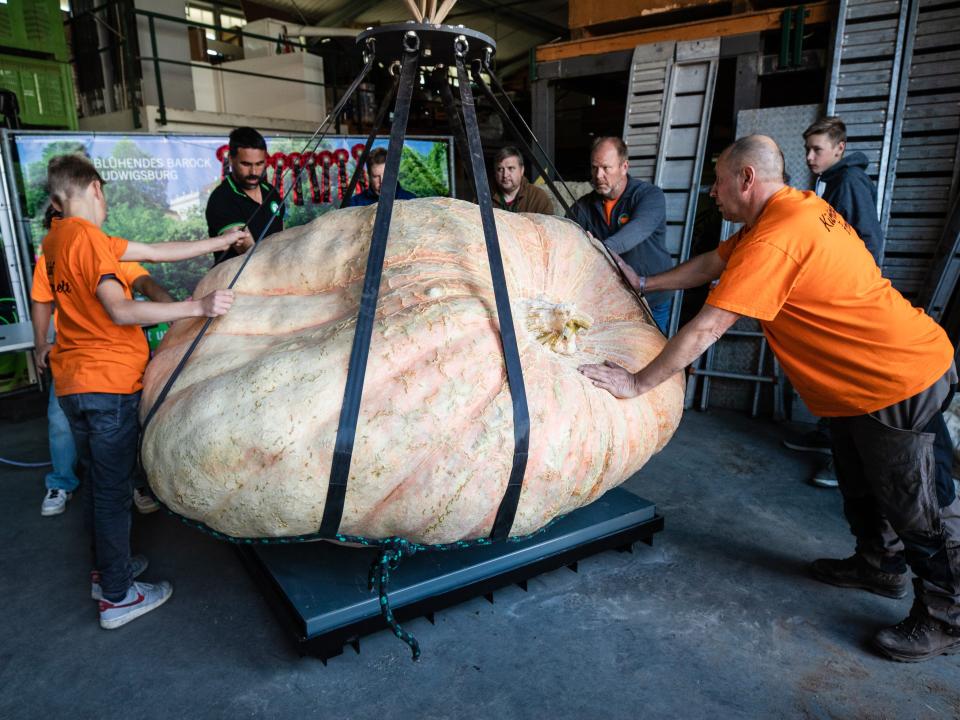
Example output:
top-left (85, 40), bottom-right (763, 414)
top-left (0, 0), bottom-right (68, 61)
top-left (0, 54), bottom-right (77, 128)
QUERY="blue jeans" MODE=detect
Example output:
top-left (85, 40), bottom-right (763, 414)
top-left (650, 302), bottom-right (671, 334)
top-left (45, 378), bottom-right (79, 493)
top-left (58, 391), bottom-right (141, 602)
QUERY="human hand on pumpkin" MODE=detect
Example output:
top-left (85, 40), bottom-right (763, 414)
top-left (578, 360), bottom-right (641, 398)
top-left (612, 254), bottom-right (645, 294)
top-left (196, 289), bottom-right (235, 317)
top-left (214, 228), bottom-right (254, 254)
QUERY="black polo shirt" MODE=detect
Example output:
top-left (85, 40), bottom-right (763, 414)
top-left (205, 176), bottom-right (286, 265)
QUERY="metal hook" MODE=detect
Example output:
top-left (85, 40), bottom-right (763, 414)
top-left (454, 35), bottom-right (469, 58)
top-left (389, 60), bottom-right (402, 77)
top-left (403, 30), bottom-right (420, 53)
top-left (363, 36), bottom-right (376, 64)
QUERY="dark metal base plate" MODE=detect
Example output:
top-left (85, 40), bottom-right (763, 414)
top-left (237, 487), bottom-right (663, 662)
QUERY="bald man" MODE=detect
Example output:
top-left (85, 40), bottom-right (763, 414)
top-left (580, 135), bottom-right (960, 663)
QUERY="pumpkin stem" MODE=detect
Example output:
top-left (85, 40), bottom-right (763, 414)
top-left (525, 298), bottom-right (593, 355)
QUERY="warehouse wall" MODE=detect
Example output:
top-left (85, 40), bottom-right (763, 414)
top-left (135, 0), bottom-right (196, 112)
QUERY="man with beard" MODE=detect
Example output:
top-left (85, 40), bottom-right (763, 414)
top-left (205, 127), bottom-right (285, 265)
top-left (568, 137), bottom-right (674, 333)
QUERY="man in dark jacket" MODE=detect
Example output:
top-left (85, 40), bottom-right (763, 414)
top-left (804, 117), bottom-right (883, 265)
top-left (348, 147), bottom-right (416, 207)
top-left (492, 146), bottom-right (554, 214)
top-left (568, 136), bottom-right (674, 332)
top-left (786, 117), bottom-right (887, 487)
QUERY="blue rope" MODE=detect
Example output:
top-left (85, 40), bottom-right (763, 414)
top-left (164, 505), bottom-right (563, 659)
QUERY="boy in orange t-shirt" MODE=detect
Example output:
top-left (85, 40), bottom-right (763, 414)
top-left (42, 154), bottom-right (251, 630)
top-left (580, 136), bottom-right (960, 663)
top-left (32, 247), bottom-right (171, 517)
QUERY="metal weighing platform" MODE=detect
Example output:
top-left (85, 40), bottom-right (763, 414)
top-left (237, 487), bottom-right (663, 662)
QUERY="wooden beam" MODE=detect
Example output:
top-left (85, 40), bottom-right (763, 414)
top-left (319, 0), bottom-right (383, 27)
top-left (468, 0), bottom-right (567, 38)
top-left (569, 0), bottom-right (728, 31)
top-left (536, 2), bottom-right (836, 62)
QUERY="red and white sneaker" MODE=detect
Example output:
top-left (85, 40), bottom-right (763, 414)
top-left (91, 554), bottom-right (149, 600)
top-left (98, 580), bottom-right (173, 629)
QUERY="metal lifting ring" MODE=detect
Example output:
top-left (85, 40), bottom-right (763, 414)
top-left (483, 47), bottom-right (493, 68)
top-left (454, 35), bottom-right (469, 58)
top-left (403, 30), bottom-right (420, 53)
top-left (362, 36), bottom-right (376, 64)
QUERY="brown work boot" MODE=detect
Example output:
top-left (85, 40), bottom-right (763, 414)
top-left (874, 610), bottom-right (960, 662)
top-left (810, 555), bottom-right (908, 599)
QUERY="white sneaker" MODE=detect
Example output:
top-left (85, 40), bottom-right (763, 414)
top-left (811, 457), bottom-right (839, 488)
top-left (133, 488), bottom-right (160, 514)
top-left (40, 488), bottom-right (71, 516)
top-left (98, 580), bottom-right (173, 630)
top-left (91, 554), bottom-right (149, 600)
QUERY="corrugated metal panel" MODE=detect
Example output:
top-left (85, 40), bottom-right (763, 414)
top-left (621, 38), bottom-right (720, 338)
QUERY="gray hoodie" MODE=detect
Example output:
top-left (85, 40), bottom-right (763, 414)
top-left (819, 151), bottom-right (883, 265)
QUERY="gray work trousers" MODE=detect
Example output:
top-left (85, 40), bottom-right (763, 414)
top-left (831, 366), bottom-right (960, 628)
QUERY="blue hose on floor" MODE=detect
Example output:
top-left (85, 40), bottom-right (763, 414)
top-left (0, 456), bottom-right (52, 468)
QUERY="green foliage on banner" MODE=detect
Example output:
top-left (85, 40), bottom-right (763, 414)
top-left (400, 144), bottom-right (449, 198)
top-left (18, 135), bottom-right (452, 302)
top-left (92, 140), bottom-right (210, 300)
top-left (22, 139), bottom-right (88, 243)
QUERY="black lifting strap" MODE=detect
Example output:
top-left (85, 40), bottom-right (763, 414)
top-left (339, 74), bottom-right (400, 209)
top-left (455, 51), bottom-right (530, 541)
top-left (318, 47), bottom-right (421, 537)
top-left (433, 69), bottom-right (475, 201)
top-left (475, 60), bottom-right (656, 328)
top-left (139, 46), bottom-right (377, 439)
top-left (472, 61), bottom-right (573, 216)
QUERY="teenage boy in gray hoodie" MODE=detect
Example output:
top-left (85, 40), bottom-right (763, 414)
top-left (804, 116), bottom-right (883, 264)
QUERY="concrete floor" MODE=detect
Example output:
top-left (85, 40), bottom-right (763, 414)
top-left (1, 394), bottom-right (958, 720)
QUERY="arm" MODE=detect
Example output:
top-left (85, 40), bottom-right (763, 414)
top-left (31, 300), bottom-right (54, 371)
top-left (613, 249), bottom-right (727, 294)
top-left (96, 278), bottom-right (234, 326)
top-left (132, 275), bottom-right (175, 303)
top-left (603, 186), bottom-right (666, 255)
top-left (578, 304), bottom-right (741, 398)
top-left (120, 228), bottom-right (252, 263)
top-left (645, 250), bottom-right (727, 293)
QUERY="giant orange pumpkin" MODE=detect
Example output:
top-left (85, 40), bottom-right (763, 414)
top-left (140, 197), bottom-right (684, 544)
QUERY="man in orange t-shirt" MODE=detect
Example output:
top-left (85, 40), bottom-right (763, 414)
top-left (42, 153), bottom-right (251, 630)
top-left (580, 135), bottom-right (960, 663)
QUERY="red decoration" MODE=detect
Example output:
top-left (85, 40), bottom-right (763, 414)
top-left (216, 145), bottom-right (230, 179)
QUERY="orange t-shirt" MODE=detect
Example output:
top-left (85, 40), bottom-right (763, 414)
top-left (42, 217), bottom-right (150, 396)
top-left (602, 196), bottom-right (619, 225)
top-left (706, 186), bottom-right (953, 416)
top-left (32, 255), bottom-right (149, 307)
